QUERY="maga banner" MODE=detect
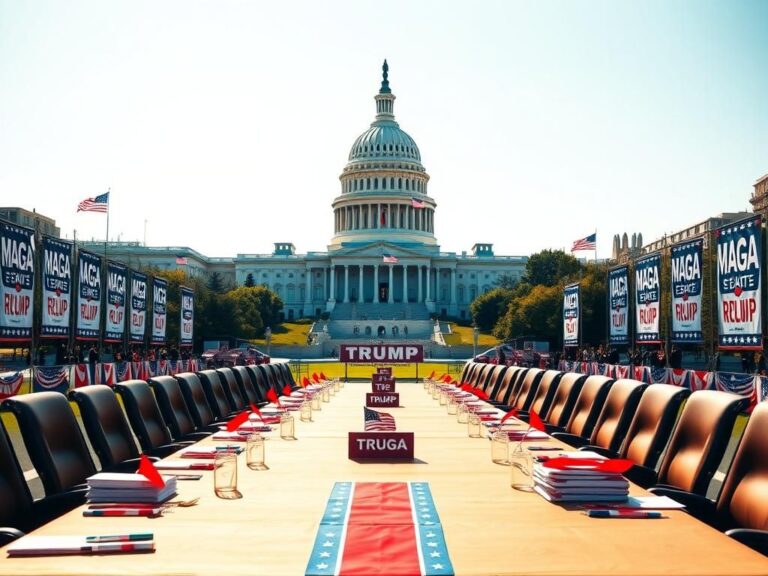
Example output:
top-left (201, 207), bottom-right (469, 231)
top-left (608, 265), bottom-right (629, 346)
top-left (0, 221), bottom-right (35, 341)
top-left (717, 216), bottom-right (762, 350)
top-left (104, 261), bottom-right (127, 343)
top-left (129, 271), bottom-right (147, 343)
top-left (180, 286), bottom-right (194, 346)
top-left (41, 236), bottom-right (72, 338)
top-left (76, 250), bottom-right (102, 340)
top-left (635, 253), bottom-right (661, 344)
top-left (671, 239), bottom-right (703, 343)
top-left (151, 277), bottom-right (168, 345)
top-left (563, 283), bottom-right (579, 347)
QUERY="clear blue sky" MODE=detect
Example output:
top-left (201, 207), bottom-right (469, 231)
top-left (1, 0), bottom-right (766, 259)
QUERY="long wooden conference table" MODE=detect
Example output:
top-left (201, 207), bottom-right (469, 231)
top-left (1, 380), bottom-right (767, 576)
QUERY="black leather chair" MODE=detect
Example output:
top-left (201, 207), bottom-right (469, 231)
top-left (1, 391), bottom-right (97, 495)
top-left (516, 370), bottom-right (563, 423)
top-left (173, 372), bottom-right (226, 432)
top-left (507, 368), bottom-right (545, 412)
top-left (114, 380), bottom-right (187, 457)
top-left (650, 400), bottom-right (768, 555)
top-left (480, 365), bottom-right (508, 395)
top-left (639, 390), bottom-right (749, 494)
top-left (216, 367), bottom-right (249, 410)
top-left (0, 417), bottom-right (85, 544)
top-left (149, 376), bottom-right (212, 442)
top-left (547, 375), bottom-right (614, 437)
top-left (540, 372), bottom-right (587, 430)
top-left (276, 363), bottom-right (299, 390)
top-left (554, 378), bottom-right (647, 450)
top-left (197, 369), bottom-right (238, 421)
top-left (68, 385), bottom-right (155, 472)
top-left (249, 365), bottom-right (272, 400)
top-left (231, 365), bottom-right (262, 405)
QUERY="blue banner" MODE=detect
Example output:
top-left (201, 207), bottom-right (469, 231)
top-left (41, 236), bottom-right (72, 338)
top-left (563, 283), bottom-right (579, 347)
top-left (180, 286), bottom-right (194, 346)
top-left (635, 253), bottom-right (661, 344)
top-left (671, 239), bottom-right (703, 343)
top-left (151, 277), bottom-right (168, 345)
top-left (33, 365), bottom-right (69, 394)
top-left (76, 250), bottom-right (102, 340)
top-left (717, 216), bottom-right (762, 350)
top-left (129, 270), bottom-right (147, 343)
top-left (608, 265), bottom-right (629, 346)
top-left (0, 220), bottom-right (35, 341)
top-left (104, 261), bottom-right (127, 343)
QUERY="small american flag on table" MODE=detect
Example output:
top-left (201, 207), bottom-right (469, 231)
top-left (364, 407), bottom-right (396, 431)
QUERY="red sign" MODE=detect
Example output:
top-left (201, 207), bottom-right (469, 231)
top-left (340, 344), bottom-right (423, 363)
top-left (366, 392), bottom-right (400, 407)
top-left (376, 367), bottom-right (392, 376)
top-left (372, 373), bottom-right (395, 384)
top-left (348, 432), bottom-right (414, 460)
top-left (372, 381), bottom-right (396, 393)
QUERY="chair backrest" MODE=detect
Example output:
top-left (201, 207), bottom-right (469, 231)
top-left (509, 368), bottom-right (544, 411)
top-left (463, 362), bottom-right (480, 385)
top-left (657, 390), bottom-right (748, 495)
top-left (588, 379), bottom-right (648, 453)
top-left (467, 363), bottom-right (487, 387)
top-left (620, 383), bottom-right (690, 468)
top-left (217, 368), bottom-right (247, 410)
top-left (68, 385), bottom-right (140, 470)
top-left (490, 367), bottom-right (521, 404)
top-left (174, 373), bottom-right (217, 429)
top-left (260, 365), bottom-right (281, 394)
top-left (717, 401), bottom-right (768, 529)
top-left (114, 380), bottom-right (175, 453)
top-left (458, 362), bottom-right (473, 384)
top-left (0, 417), bottom-right (34, 530)
top-left (474, 363), bottom-right (497, 391)
top-left (277, 363), bottom-right (297, 388)
top-left (247, 365), bottom-right (271, 401)
top-left (149, 375), bottom-right (199, 440)
top-left (542, 372), bottom-right (587, 428)
top-left (1, 391), bottom-right (97, 495)
top-left (481, 365), bottom-right (508, 394)
top-left (527, 370), bottom-right (563, 418)
top-left (197, 370), bottom-right (234, 420)
top-left (232, 366), bottom-right (260, 405)
top-left (564, 375), bottom-right (614, 438)
top-left (502, 367), bottom-right (530, 406)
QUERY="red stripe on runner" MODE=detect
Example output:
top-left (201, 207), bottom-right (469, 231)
top-left (339, 482), bottom-right (421, 576)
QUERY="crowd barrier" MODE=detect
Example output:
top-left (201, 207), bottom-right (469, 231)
top-left (558, 360), bottom-right (766, 410)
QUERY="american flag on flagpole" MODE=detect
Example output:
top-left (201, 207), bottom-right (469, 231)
top-left (364, 407), bottom-right (396, 431)
top-left (411, 197), bottom-right (425, 208)
top-left (571, 232), bottom-right (596, 252)
top-left (382, 253), bottom-right (398, 263)
top-left (77, 191), bottom-right (110, 213)
top-left (175, 256), bottom-right (188, 265)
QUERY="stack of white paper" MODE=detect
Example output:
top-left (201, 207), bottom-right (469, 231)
top-left (85, 473), bottom-right (177, 504)
top-left (533, 461), bottom-right (629, 502)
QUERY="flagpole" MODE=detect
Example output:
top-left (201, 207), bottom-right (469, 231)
top-left (101, 188), bottom-right (110, 359)
top-left (594, 228), bottom-right (597, 263)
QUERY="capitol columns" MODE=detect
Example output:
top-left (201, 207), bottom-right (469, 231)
top-left (326, 264), bottom-right (336, 312)
top-left (343, 265), bottom-right (350, 303)
top-left (373, 264), bottom-right (380, 303)
top-left (304, 264), bottom-right (313, 309)
top-left (403, 263), bottom-right (409, 303)
top-left (449, 266), bottom-right (459, 316)
top-left (388, 265), bottom-right (394, 304)
top-left (358, 264), bottom-right (364, 303)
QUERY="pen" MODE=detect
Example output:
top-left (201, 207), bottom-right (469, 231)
top-left (86, 533), bottom-right (154, 543)
top-left (526, 446), bottom-right (562, 451)
top-left (79, 542), bottom-right (155, 553)
top-left (83, 508), bottom-right (163, 517)
top-left (585, 510), bottom-right (663, 519)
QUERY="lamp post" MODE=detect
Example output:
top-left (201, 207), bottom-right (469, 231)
top-left (265, 327), bottom-right (272, 356)
top-left (473, 326), bottom-right (479, 357)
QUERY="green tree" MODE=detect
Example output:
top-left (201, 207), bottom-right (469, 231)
top-left (494, 284), bottom-right (562, 344)
top-left (207, 271), bottom-right (226, 294)
top-left (523, 249), bottom-right (581, 287)
top-left (493, 273), bottom-right (518, 290)
top-left (223, 285), bottom-right (283, 338)
top-left (470, 287), bottom-right (515, 331)
top-left (244, 273), bottom-right (256, 287)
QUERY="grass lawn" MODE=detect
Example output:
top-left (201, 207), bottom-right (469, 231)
top-left (250, 322), bottom-right (313, 347)
top-left (444, 324), bottom-right (498, 348)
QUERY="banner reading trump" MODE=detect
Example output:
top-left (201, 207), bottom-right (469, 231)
top-left (608, 265), bottom-right (629, 346)
top-left (180, 286), bottom-right (194, 346)
top-left (717, 216), bottom-right (762, 350)
top-left (671, 239), bottom-right (703, 343)
top-left (0, 221), bottom-right (35, 341)
top-left (40, 236), bottom-right (72, 338)
top-left (104, 261), bottom-right (127, 343)
top-left (151, 277), bottom-right (168, 345)
top-left (129, 271), bottom-right (147, 343)
top-left (563, 283), bottom-right (579, 347)
top-left (76, 250), bottom-right (102, 340)
top-left (635, 253), bottom-right (661, 344)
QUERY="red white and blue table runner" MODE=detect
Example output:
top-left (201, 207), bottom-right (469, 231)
top-left (305, 481), bottom-right (454, 576)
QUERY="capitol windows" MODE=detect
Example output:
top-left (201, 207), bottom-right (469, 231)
top-left (398, 178), bottom-right (402, 189)
top-left (366, 178), bottom-right (371, 188)
top-left (390, 177), bottom-right (394, 188)
top-left (382, 178), bottom-right (386, 190)
top-left (374, 178), bottom-right (378, 189)
top-left (405, 180), bottom-right (410, 191)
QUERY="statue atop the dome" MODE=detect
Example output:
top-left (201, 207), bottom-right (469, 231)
top-left (380, 59), bottom-right (391, 94)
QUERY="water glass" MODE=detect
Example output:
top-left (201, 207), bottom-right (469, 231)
top-left (457, 402), bottom-right (469, 423)
top-left (280, 412), bottom-right (296, 440)
top-left (510, 447), bottom-right (535, 491)
top-left (467, 412), bottom-right (482, 438)
top-left (431, 384), bottom-right (440, 400)
top-left (447, 396), bottom-right (458, 415)
top-left (333, 379), bottom-right (341, 392)
top-left (300, 400), bottom-right (312, 422)
top-left (246, 434), bottom-right (268, 470)
top-left (311, 392), bottom-right (321, 411)
top-left (322, 387), bottom-right (330, 403)
top-left (491, 429), bottom-right (510, 465)
top-left (439, 389), bottom-right (448, 406)
top-left (214, 452), bottom-right (242, 499)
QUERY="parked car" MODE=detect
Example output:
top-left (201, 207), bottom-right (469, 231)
top-left (201, 345), bottom-right (270, 367)
top-left (473, 343), bottom-right (550, 369)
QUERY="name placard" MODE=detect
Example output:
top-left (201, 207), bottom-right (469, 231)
top-left (348, 432), bottom-right (414, 460)
top-left (372, 373), bottom-right (395, 384)
top-left (371, 381), bottom-right (396, 393)
top-left (366, 392), bottom-right (400, 407)
top-left (376, 367), bottom-right (392, 376)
